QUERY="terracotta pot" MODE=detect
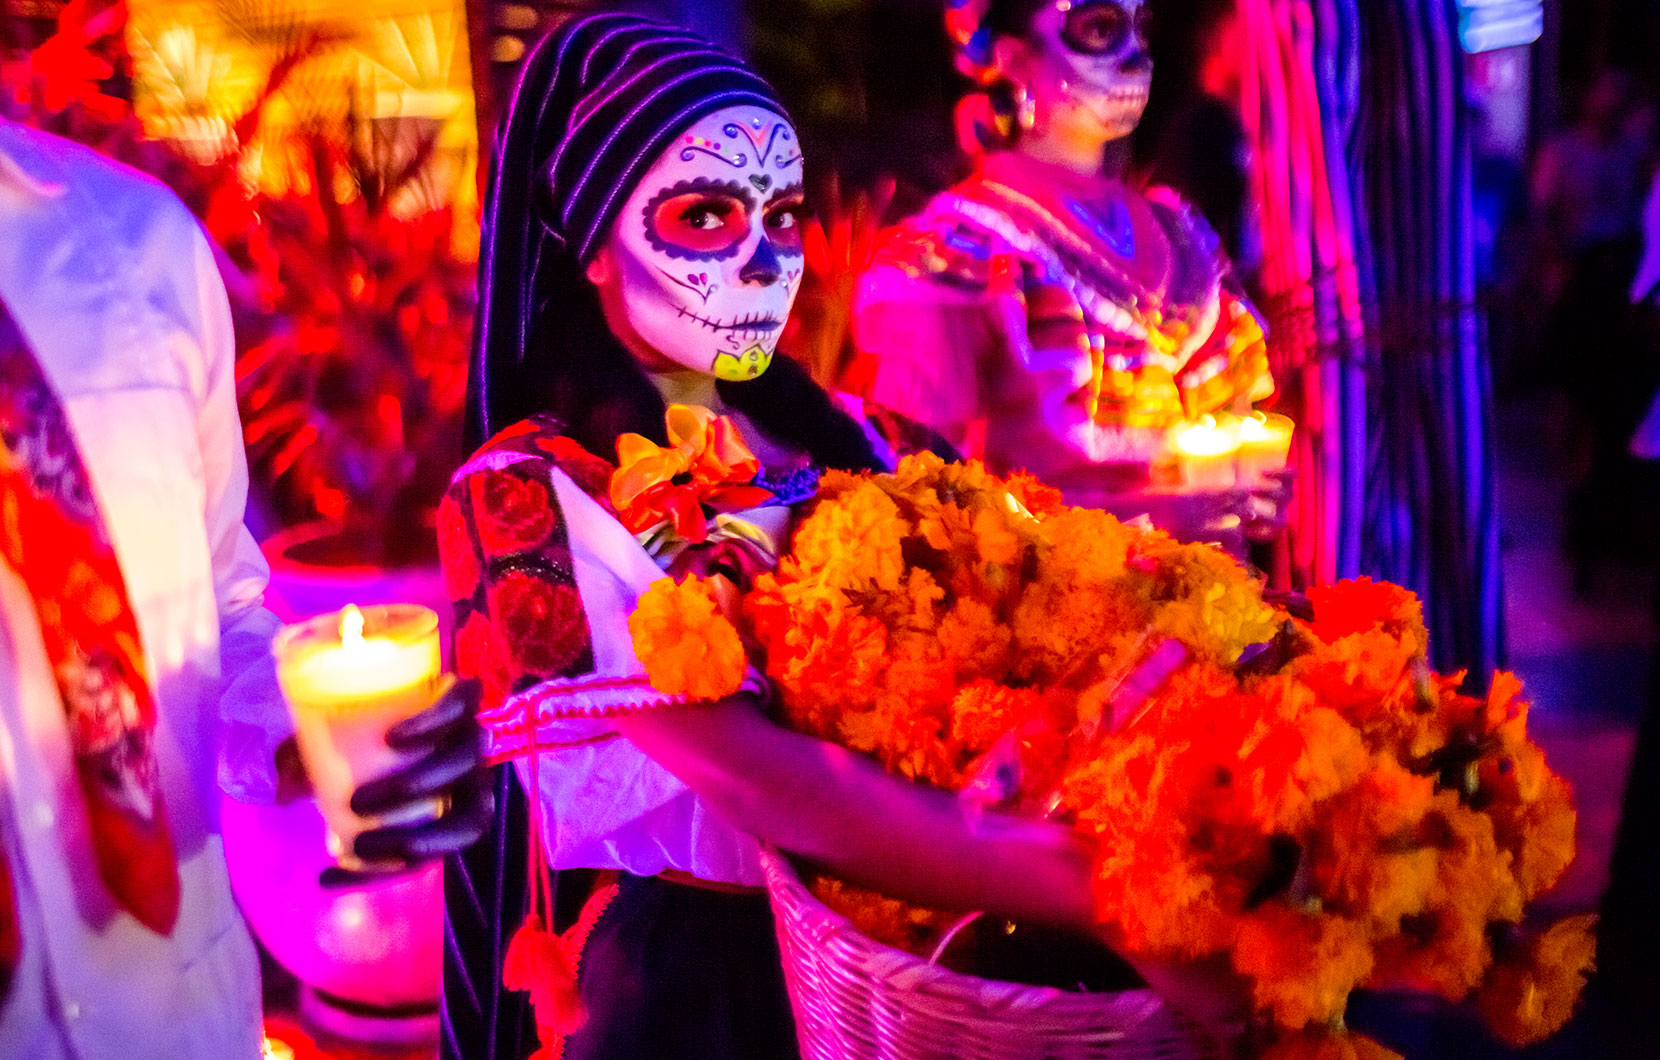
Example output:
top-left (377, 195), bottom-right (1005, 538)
top-left (221, 523), bottom-right (449, 1043)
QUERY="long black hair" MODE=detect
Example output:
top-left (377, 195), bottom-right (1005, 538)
top-left (465, 13), bottom-right (884, 475)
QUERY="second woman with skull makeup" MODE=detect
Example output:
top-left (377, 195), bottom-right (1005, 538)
top-left (435, 14), bottom-right (1216, 1060)
top-left (855, 0), bottom-right (1286, 554)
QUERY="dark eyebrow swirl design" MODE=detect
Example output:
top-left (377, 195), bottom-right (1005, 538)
top-left (768, 125), bottom-right (800, 170)
top-left (724, 121), bottom-right (800, 172)
top-left (680, 143), bottom-right (747, 168)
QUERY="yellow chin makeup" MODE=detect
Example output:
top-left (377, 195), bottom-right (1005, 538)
top-left (712, 345), bottom-right (774, 381)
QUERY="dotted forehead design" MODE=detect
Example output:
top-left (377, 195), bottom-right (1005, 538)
top-left (680, 133), bottom-right (748, 169)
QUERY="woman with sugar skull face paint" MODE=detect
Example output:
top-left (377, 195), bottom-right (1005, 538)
top-left (439, 15), bottom-right (1206, 1060)
top-left (854, 0), bottom-right (1286, 555)
top-left (587, 103), bottom-right (808, 388)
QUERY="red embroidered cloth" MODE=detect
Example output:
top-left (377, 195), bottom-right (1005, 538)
top-left (0, 295), bottom-right (179, 997)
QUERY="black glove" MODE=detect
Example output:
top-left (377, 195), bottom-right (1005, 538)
top-left (319, 676), bottom-right (493, 888)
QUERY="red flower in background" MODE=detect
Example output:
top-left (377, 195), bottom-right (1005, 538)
top-left (488, 570), bottom-right (589, 678)
top-left (437, 495), bottom-right (479, 600)
top-left (2, 0), bottom-right (127, 120)
top-left (471, 469), bottom-right (558, 557)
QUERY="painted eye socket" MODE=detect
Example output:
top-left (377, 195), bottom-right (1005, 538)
top-left (650, 190), bottom-right (753, 257)
top-left (763, 198), bottom-right (807, 255)
top-left (1059, 1), bottom-right (1146, 56)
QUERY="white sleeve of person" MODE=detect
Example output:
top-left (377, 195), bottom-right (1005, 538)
top-left (492, 466), bottom-right (770, 887)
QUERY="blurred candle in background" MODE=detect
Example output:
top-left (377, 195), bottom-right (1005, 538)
top-left (1173, 415), bottom-right (1242, 490)
top-left (1236, 411), bottom-right (1294, 485)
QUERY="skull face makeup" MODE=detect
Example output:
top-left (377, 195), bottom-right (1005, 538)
top-left (597, 104), bottom-right (807, 382)
top-left (1024, 0), bottom-right (1153, 142)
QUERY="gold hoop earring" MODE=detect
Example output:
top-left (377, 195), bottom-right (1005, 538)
top-left (988, 78), bottom-right (1034, 142)
top-left (1015, 83), bottom-right (1036, 131)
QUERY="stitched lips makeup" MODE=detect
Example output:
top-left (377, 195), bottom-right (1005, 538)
top-left (605, 104), bottom-right (807, 381)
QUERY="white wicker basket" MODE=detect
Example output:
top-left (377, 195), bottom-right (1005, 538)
top-left (760, 848), bottom-right (1221, 1060)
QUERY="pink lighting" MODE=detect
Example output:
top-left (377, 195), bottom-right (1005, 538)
top-left (222, 793), bottom-right (442, 1040)
top-left (218, 534), bottom-right (451, 1044)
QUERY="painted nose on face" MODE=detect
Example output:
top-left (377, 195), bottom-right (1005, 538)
top-left (739, 236), bottom-right (783, 285)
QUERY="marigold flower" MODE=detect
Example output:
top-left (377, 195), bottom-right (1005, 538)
top-left (1478, 670), bottom-right (1530, 745)
top-left (1011, 581), bottom-right (1148, 685)
top-left (971, 506), bottom-right (1022, 565)
top-left (1261, 1028), bottom-right (1405, 1060)
top-left (949, 681), bottom-right (1043, 752)
top-left (1306, 577), bottom-right (1427, 647)
top-left (1372, 907), bottom-right (1492, 1000)
top-left (1427, 793), bottom-right (1525, 927)
top-left (936, 597), bottom-right (1013, 680)
top-left (809, 875), bottom-right (958, 953)
top-left (701, 453), bottom-right (1579, 1054)
top-left (628, 576), bottom-right (746, 701)
top-left (1488, 769), bottom-right (1577, 901)
top-left (1143, 542), bottom-right (1278, 664)
top-left (1310, 758), bottom-right (1438, 927)
top-left (1292, 629), bottom-right (1428, 756)
top-left (790, 481), bottom-right (909, 593)
top-left (1234, 905), bottom-right (1375, 1030)
top-left (998, 470), bottom-right (1063, 516)
top-left (1475, 914), bottom-right (1596, 1047)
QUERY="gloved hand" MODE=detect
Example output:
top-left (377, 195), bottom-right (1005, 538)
top-left (319, 676), bottom-right (493, 888)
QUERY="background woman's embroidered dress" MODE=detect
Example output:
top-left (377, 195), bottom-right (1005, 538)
top-left (855, 152), bottom-right (1273, 503)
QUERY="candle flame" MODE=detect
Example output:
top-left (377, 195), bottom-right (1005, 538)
top-left (340, 604), bottom-right (366, 651)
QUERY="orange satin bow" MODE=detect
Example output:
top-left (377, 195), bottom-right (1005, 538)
top-left (610, 405), bottom-right (774, 542)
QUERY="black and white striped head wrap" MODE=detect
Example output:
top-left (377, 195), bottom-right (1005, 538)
top-left (468, 13), bottom-right (785, 446)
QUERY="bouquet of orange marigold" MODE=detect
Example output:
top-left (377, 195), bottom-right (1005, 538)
top-left (630, 452), bottom-right (1592, 1059)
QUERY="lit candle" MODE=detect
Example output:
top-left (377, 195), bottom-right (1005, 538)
top-left (274, 604), bottom-right (445, 868)
top-left (1236, 411), bottom-right (1295, 485)
top-left (260, 1037), bottom-right (296, 1060)
top-left (1172, 415), bottom-right (1242, 490)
